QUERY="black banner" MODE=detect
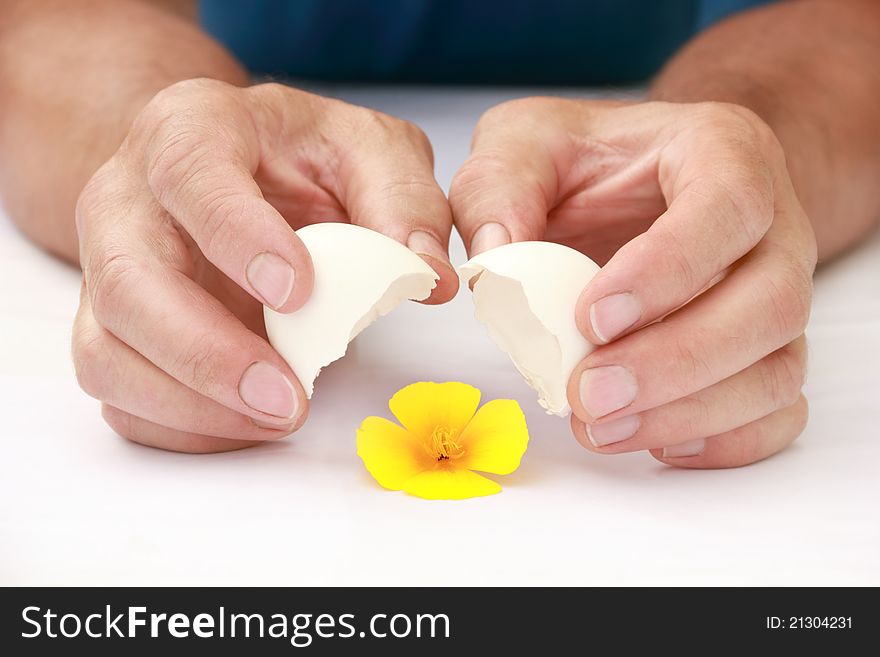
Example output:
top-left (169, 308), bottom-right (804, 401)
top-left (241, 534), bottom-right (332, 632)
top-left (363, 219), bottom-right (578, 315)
top-left (0, 587), bottom-right (873, 654)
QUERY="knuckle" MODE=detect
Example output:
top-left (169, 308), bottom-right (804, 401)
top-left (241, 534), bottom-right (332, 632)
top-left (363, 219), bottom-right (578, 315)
top-left (134, 80), bottom-right (217, 150)
top-left (449, 152), bottom-right (497, 196)
top-left (688, 101), bottom-right (740, 133)
top-left (75, 173), bottom-right (105, 223)
top-left (666, 242), bottom-right (700, 293)
top-left (72, 331), bottom-right (108, 399)
top-left (451, 179), bottom-right (539, 235)
top-left (141, 86), bottom-right (246, 204)
top-left (75, 161), bottom-right (124, 236)
top-left (376, 176), bottom-right (441, 205)
top-left (762, 259), bottom-right (813, 339)
top-left (353, 106), bottom-right (404, 135)
top-left (784, 336), bottom-right (809, 386)
top-left (87, 248), bottom-right (138, 327)
top-left (764, 344), bottom-right (806, 409)
top-left (453, 148), bottom-right (511, 179)
top-left (803, 228), bottom-right (819, 273)
top-left (392, 114), bottom-right (427, 139)
top-left (74, 181), bottom-right (101, 239)
top-left (471, 97), bottom-right (564, 147)
top-left (675, 395), bottom-right (713, 440)
top-left (403, 121), bottom-right (434, 161)
top-left (195, 190), bottom-right (251, 257)
top-left (173, 338), bottom-right (224, 397)
top-left (668, 331), bottom-right (716, 397)
top-left (689, 103), bottom-right (778, 230)
top-left (248, 81), bottom-right (294, 102)
top-left (450, 150), bottom-right (535, 213)
top-left (477, 96), bottom-right (554, 126)
top-left (355, 108), bottom-right (432, 152)
top-left (145, 78), bottom-right (231, 116)
top-left (647, 227), bottom-right (701, 294)
top-left (145, 128), bottom-right (210, 202)
top-left (715, 168), bottom-right (774, 242)
top-left (786, 211), bottom-right (820, 275)
top-left (692, 101), bottom-right (775, 146)
top-left (724, 103), bottom-right (785, 164)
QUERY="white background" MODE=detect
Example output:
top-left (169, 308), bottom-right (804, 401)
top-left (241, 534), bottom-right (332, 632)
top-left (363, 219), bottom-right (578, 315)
top-left (1, 87), bottom-right (878, 585)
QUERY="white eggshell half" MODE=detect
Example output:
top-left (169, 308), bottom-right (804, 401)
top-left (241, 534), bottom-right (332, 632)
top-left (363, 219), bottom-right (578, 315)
top-left (459, 241), bottom-right (600, 416)
top-left (265, 223), bottom-right (438, 397)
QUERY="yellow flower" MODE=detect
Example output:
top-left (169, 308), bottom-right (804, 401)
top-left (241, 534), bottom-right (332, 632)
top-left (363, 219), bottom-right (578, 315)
top-left (357, 382), bottom-right (529, 500)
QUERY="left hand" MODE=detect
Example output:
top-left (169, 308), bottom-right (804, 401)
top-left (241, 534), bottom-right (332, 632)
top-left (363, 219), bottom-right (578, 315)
top-left (450, 98), bottom-right (817, 468)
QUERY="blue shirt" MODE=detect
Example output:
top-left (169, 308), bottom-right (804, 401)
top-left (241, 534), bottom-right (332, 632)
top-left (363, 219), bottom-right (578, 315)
top-left (200, 0), bottom-right (770, 84)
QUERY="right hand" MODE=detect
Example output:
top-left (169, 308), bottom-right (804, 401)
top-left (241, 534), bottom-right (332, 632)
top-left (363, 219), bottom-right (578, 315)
top-left (72, 79), bottom-right (455, 453)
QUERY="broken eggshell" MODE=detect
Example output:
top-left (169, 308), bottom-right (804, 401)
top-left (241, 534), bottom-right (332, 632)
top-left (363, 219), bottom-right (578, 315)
top-left (265, 223), bottom-right (438, 397)
top-left (459, 241), bottom-right (600, 417)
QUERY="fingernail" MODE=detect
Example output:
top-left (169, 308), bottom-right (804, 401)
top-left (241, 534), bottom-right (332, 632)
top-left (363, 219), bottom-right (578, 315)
top-left (662, 438), bottom-right (705, 458)
top-left (250, 417), bottom-right (295, 431)
top-left (470, 222), bottom-right (510, 255)
top-left (590, 293), bottom-right (641, 343)
top-left (406, 230), bottom-right (457, 304)
top-left (246, 252), bottom-right (295, 310)
top-left (239, 361), bottom-right (298, 419)
top-left (587, 414), bottom-right (641, 447)
top-left (579, 365), bottom-right (637, 419)
top-left (407, 230), bottom-right (449, 262)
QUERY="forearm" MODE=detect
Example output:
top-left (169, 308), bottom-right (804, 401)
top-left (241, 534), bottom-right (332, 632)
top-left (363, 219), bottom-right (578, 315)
top-left (0, 0), bottom-right (248, 263)
top-left (650, 0), bottom-right (880, 261)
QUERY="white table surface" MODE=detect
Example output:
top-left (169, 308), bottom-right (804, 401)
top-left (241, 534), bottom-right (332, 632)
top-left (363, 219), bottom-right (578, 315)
top-left (1, 86), bottom-right (878, 586)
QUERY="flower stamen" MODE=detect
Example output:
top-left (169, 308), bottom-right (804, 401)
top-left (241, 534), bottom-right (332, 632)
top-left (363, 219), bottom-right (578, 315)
top-left (430, 426), bottom-right (465, 461)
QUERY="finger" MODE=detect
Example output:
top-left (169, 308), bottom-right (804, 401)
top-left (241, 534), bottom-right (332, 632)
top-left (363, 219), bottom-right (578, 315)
top-left (570, 336), bottom-right (806, 453)
top-left (77, 201), bottom-right (309, 427)
top-left (72, 289), bottom-right (296, 440)
top-left (335, 107), bottom-right (457, 303)
top-left (651, 394), bottom-right (808, 469)
top-left (102, 405), bottom-right (261, 454)
top-left (449, 100), bottom-right (561, 257)
top-left (576, 105), bottom-right (786, 344)
top-left (567, 227), bottom-right (813, 423)
top-left (141, 83), bottom-right (314, 313)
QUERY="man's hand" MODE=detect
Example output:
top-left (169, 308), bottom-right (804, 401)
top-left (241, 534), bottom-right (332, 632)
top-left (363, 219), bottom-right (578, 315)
top-left (450, 98), bottom-right (817, 468)
top-left (72, 79), bottom-right (456, 453)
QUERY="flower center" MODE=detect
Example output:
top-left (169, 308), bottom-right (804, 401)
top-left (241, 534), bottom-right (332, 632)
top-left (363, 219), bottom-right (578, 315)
top-left (430, 426), bottom-right (465, 461)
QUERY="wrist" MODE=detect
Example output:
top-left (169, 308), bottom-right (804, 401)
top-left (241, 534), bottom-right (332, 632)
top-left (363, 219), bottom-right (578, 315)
top-left (649, 73), bottom-right (836, 253)
top-left (650, 66), bottom-right (789, 135)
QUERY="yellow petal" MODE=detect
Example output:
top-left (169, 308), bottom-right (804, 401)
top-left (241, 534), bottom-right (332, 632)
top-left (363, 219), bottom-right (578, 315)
top-left (388, 382), bottom-right (481, 442)
top-left (457, 399), bottom-right (529, 475)
top-left (356, 416), bottom-right (433, 490)
top-left (401, 468), bottom-right (502, 500)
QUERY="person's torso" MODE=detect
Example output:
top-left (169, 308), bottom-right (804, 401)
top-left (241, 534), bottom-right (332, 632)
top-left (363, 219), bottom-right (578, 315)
top-left (199, 0), bottom-right (769, 84)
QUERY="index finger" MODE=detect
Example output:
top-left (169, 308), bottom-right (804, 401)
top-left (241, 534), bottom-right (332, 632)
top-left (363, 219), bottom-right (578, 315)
top-left (139, 81), bottom-right (315, 314)
top-left (330, 105), bottom-right (458, 303)
top-left (576, 104), bottom-right (780, 344)
top-left (449, 98), bottom-right (564, 257)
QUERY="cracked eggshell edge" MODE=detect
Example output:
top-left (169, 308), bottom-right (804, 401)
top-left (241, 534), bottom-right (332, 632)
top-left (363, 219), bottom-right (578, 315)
top-left (265, 223), bottom-right (438, 398)
top-left (459, 241), bottom-right (600, 416)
